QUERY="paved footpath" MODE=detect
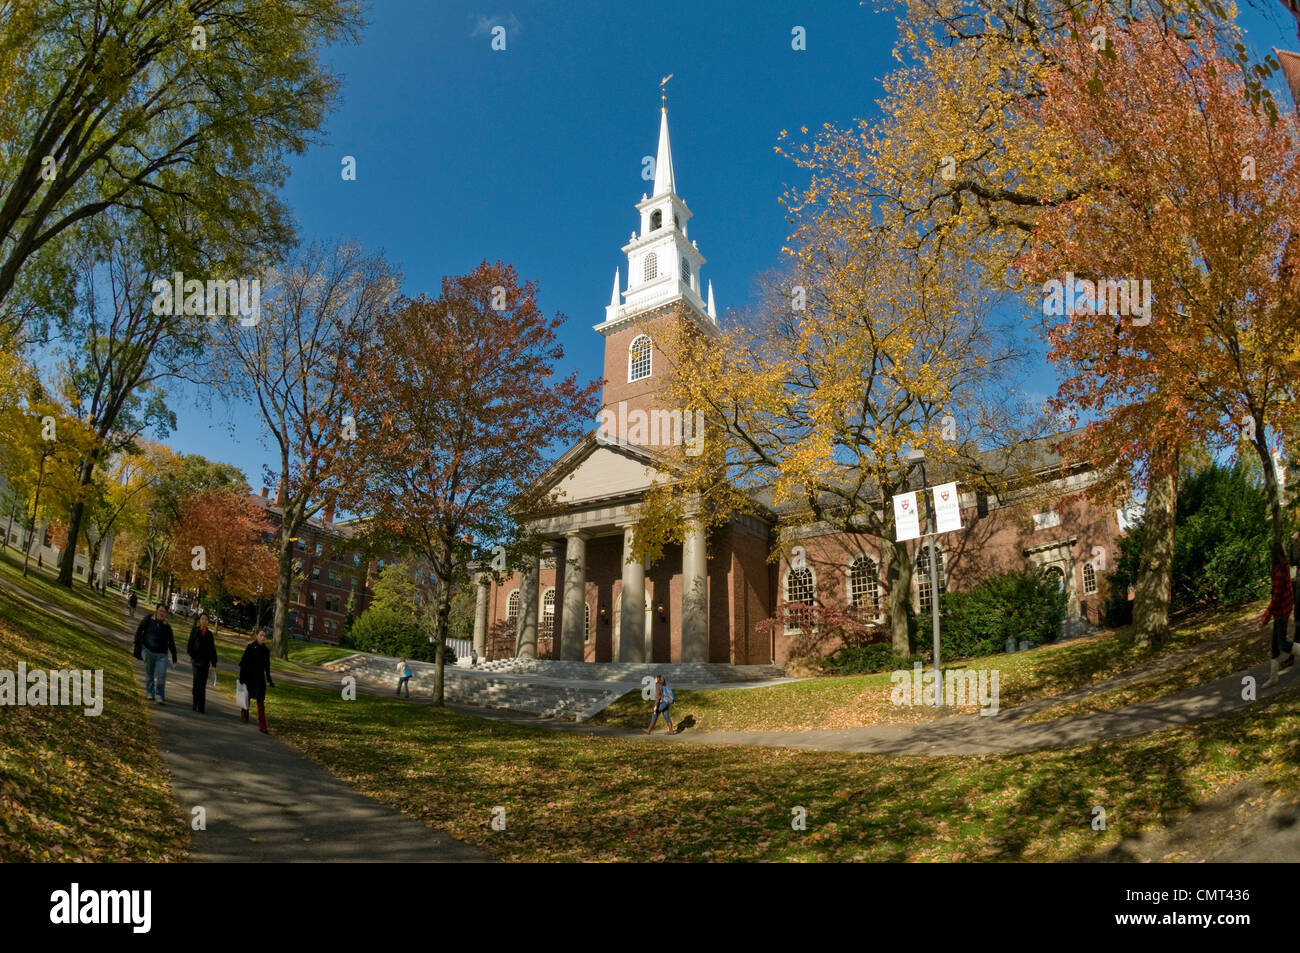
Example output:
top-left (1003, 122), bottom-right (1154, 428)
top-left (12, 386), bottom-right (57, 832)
top-left (0, 577), bottom-right (490, 862)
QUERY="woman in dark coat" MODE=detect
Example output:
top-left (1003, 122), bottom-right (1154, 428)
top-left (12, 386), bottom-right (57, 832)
top-left (187, 613), bottom-right (219, 713)
top-left (238, 628), bottom-right (275, 733)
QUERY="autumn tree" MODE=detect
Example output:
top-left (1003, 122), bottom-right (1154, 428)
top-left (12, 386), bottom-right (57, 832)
top-left (168, 490), bottom-right (278, 635)
top-left (0, 0), bottom-right (362, 331)
top-left (640, 237), bottom-right (1033, 654)
top-left (779, 0), bottom-right (1279, 645)
top-left (220, 240), bottom-right (398, 659)
top-left (341, 262), bottom-right (601, 705)
top-left (1016, 11), bottom-right (1300, 642)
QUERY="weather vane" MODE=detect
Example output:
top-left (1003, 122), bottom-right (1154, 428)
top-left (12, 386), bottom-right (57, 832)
top-left (660, 73), bottom-right (674, 108)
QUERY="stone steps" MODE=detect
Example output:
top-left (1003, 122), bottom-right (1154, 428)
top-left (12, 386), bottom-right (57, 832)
top-left (323, 654), bottom-right (620, 720)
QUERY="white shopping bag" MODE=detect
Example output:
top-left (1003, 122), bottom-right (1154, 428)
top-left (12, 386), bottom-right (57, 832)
top-left (235, 680), bottom-right (249, 709)
top-left (210, 668), bottom-right (217, 687)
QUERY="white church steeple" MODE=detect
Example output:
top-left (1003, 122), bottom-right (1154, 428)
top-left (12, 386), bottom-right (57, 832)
top-left (597, 100), bottom-right (716, 334)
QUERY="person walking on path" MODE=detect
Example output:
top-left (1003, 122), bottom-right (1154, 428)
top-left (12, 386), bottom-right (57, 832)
top-left (133, 604), bottom-right (177, 704)
top-left (187, 613), bottom-right (219, 713)
top-left (396, 658), bottom-right (412, 698)
top-left (128, 590), bottom-right (138, 618)
top-left (1262, 541), bottom-right (1297, 688)
top-left (646, 675), bottom-right (675, 734)
top-left (238, 628), bottom-right (275, 733)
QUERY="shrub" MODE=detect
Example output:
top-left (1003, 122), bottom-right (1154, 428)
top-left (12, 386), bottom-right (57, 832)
top-left (347, 606), bottom-right (433, 661)
top-left (823, 644), bottom-right (927, 675)
top-left (1104, 460), bottom-right (1277, 619)
top-left (919, 569), bottom-right (1067, 659)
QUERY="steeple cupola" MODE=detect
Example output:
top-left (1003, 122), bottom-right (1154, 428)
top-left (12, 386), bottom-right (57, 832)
top-left (596, 102), bottom-right (715, 335)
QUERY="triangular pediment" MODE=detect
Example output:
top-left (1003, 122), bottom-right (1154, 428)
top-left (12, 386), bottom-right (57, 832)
top-left (535, 432), bottom-right (670, 507)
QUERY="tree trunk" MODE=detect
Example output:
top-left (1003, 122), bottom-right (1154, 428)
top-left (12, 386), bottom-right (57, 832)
top-left (271, 524), bottom-right (296, 660)
top-left (431, 575), bottom-right (453, 707)
top-left (883, 537), bottom-right (914, 654)
top-left (1132, 452), bottom-right (1178, 649)
top-left (1254, 429), bottom-right (1288, 558)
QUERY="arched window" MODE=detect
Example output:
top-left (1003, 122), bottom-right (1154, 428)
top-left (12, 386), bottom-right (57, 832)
top-left (505, 589), bottom-right (521, 630)
top-left (1082, 561), bottom-right (1098, 595)
top-left (849, 555), bottom-right (880, 618)
top-left (540, 587), bottom-right (556, 645)
top-left (643, 252), bottom-right (658, 282)
top-left (785, 566), bottom-right (815, 631)
top-left (916, 545), bottom-right (946, 614)
top-left (1044, 565), bottom-right (1065, 593)
top-left (681, 257), bottom-right (691, 288)
top-left (650, 209), bottom-right (662, 231)
top-left (628, 334), bottom-right (652, 382)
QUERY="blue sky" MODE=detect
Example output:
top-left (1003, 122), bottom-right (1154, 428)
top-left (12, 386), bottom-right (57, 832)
top-left (167, 0), bottom-right (1300, 489)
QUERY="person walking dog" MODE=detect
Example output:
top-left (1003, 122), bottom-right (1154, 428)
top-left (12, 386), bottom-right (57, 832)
top-left (238, 628), bottom-right (275, 733)
top-left (133, 604), bottom-right (177, 703)
top-left (187, 613), bottom-right (218, 713)
top-left (646, 675), bottom-right (675, 734)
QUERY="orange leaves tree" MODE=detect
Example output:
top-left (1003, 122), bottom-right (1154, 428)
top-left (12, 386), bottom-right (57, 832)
top-left (1016, 12), bottom-right (1300, 640)
top-left (340, 262), bottom-right (600, 705)
top-left (167, 490), bottom-right (278, 635)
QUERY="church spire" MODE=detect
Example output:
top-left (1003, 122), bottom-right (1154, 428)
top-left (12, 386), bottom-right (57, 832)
top-left (652, 105), bottom-right (676, 197)
top-left (707, 280), bottom-right (716, 322)
top-left (610, 268), bottom-right (621, 308)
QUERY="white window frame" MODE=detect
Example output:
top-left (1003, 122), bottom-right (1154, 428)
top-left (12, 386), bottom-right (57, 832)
top-left (643, 252), bottom-right (658, 282)
top-left (628, 334), bottom-right (652, 382)
top-left (540, 587), bottom-right (556, 643)
top-left (848, 555), bottom-right (882, 620)
top-left (916, 544), bottom-right (947, 614)
top-left (1082, 561), bottom-right (1098, 595)
top-left (784, 566), bottom-right (816, 634)
top-left (505, 588), bottom-right (521, 630)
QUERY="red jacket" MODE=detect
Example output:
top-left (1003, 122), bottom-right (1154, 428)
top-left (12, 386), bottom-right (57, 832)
top-left (1263, 566), bottom-right (1295, 624)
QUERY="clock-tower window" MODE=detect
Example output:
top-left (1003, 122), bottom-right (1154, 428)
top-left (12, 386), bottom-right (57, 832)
top-left (643, 252), bottom-right (658, 282)
top-left (650, 210), bottom-right (662, 231)
top-left (629, 334), bottom-right (652, 382)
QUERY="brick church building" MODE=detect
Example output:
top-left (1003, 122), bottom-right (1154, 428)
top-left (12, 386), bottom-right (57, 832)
top-left (467, 104), bottom-right (1122, 667)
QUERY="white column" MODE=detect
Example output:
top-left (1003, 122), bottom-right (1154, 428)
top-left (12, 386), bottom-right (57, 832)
top-left (472, 572), bottom-right (490, 659)
top-left (515, 557), bottom-right (540, 658)
top-left (618, 524), bottom-right (646, 663)
top-left (560, 532), bottom-right (587, 661)
top-left (681, 518), bottom-right (709, 662)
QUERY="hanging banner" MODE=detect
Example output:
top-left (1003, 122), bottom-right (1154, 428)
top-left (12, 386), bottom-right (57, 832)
top-left (893, 491), bottom-right (921, 542)
top-left (931, 482), bottom-right (963, 535)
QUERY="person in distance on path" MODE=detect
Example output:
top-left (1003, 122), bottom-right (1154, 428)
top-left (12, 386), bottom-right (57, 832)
top-left (646, 675), bottom-right (675, 734)
top-left (238, 628), bottom-right (275, 733)
top-left (133, 604), bottom-right (177, 704)
top-left (1261, 540), bottom-right (1297, 688)
top-left (187, 613), bottom-right (219, 713)
top-left (396, 657), bottom-right (412, 698)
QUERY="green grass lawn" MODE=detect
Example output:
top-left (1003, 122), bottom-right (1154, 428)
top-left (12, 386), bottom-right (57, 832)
top-left (243, 659), bottom-right (1300, 862)
top-left (0, 546), bottom-right (129, 633)
top-left (592, 601), bottom-right (1267, 732)
top-left (0, 580), bottom-right (189, 861)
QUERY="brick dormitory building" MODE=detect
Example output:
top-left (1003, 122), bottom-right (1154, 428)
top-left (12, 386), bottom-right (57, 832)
top-left (463, 103), bottom-right (1124, 668)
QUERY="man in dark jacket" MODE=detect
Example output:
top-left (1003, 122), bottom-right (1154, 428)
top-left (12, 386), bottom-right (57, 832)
top-left (186, 613), bottom-right (219, 714)
top-left (238, 628), bottom-right (275, 733)
top-left (134, 604), bottom-right (177, 703)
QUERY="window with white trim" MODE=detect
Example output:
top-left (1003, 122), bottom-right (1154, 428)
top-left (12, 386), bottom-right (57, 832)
top-left (628, 334), bottom-right (652, 382)
top-left (505, 589), bottom-right (521, 630)
top-left (540, 587), bottom-right (556, 643)
top-left (1082, 561), bottom-right (1098, 595)
top-left (916, 545), bottom-right (947, 614)
top-left (681, 257), bottom-right (691, 287)
top-left (785, 566), bottom-right (815, 631)
top-left (643, 252), bottom-right (658, 282)
top-left (849, 555), bottom-right (881, 618)
top-left (584, 601), bottom-right (591, 643)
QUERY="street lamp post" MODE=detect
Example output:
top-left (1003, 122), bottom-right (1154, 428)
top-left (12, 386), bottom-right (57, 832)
top-left (907, 450), bottom-right (943, 706)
